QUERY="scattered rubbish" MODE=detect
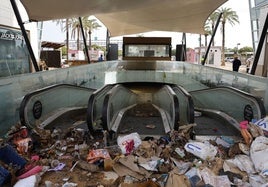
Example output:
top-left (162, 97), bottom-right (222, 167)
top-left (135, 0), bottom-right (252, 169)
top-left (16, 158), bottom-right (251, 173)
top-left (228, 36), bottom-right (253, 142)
top-left (170, 157), bottom-right (192, 174)
top-left (77, 160), bottom-right (99, 172)
top-left (13, 175), bottom-right (40, 187)
top-left (87, 149), bottom-right (111, 163)
top-left (223, 154), bottom-right (256, 174)
top-left (17, 165), bottom-right (43, 179)
top-left (62, 182), bottom-right (78, 187)
top-left (44, 180), bottom-right (53, 187)
top-left (101, 171), bottom-right (119, 186)
top-left (117, 133), bottom-right (142, 155)
top-left (249, 174), bottom-right (268, 186)
top-left (174, 147), bottom-right (185, 158)
top-left (216, 136), bottom-right (234, 148)
top-left (1, 115), bottom-right (268, 186)
top-left (239, 120), bottom-right (253, 146)
top-left (200, 167), bottom-right (232, 187)
top-left (146, 124), bottom-right (156, 129)
top-left (69, 161), bottom-right (79, 172)
top-left (103, 158), bottom-right (114, 171)
top-left (250, 136), bottom-right (268, 174)
top-left (184, 141), bottom-right (217, 161)
top-left (248, 122), bottom-right (264, 137)
top-left (253, 116), bottom-right (268, 135)
top-left (47, 163), bottom-right (65, 171)
top-left (194, 111), bottom-right (202, 117)
top-left (139, 159), bottom-right (159, 171)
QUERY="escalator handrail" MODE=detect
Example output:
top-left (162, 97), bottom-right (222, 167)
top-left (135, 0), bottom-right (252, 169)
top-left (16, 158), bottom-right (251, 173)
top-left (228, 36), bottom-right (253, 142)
top-left (87, 84), bottom-right (114, 134)
top-left (162, 85), bottom-right (180, 131)
top-left (20, 84), bottom-right (96, 128)
top-left (172, 85), bottom-right (195, 124)
top-left (102, 84), bottom-right (137, 131)
top-left (190, 86), bottom-right (266, 119)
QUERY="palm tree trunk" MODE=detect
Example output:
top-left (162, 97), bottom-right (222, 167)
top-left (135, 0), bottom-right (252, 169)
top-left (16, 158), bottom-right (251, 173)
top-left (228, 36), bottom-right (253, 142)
top-left (212, 24), bottom-right (215, 46)
top-left (66, 18), bottom-right (69, 62)
top-left (77, 27), bottom-right (80, 50)
top-left (221, 22), bottom-right (226, 66)
top-left (88, 30), bottom-right (91, 50)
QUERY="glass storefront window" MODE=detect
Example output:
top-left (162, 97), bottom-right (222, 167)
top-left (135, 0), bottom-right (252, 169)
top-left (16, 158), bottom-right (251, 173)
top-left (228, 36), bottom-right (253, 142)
top-left (124, 44), bottom-right (170, 58)
top-left (0, 26), bottom-right (30, 77)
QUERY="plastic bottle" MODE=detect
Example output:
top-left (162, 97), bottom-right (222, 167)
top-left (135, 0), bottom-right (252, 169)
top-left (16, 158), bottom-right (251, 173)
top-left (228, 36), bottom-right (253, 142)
top-left (239, 120), bottom-right (253, 146)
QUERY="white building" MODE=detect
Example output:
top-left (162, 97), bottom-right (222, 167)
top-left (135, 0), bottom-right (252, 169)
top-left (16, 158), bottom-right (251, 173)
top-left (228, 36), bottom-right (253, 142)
top-left (194, 46), bottom-right (222, 66)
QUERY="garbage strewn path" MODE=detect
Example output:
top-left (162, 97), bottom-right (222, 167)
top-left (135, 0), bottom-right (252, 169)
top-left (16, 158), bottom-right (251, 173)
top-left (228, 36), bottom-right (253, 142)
top-left (1, 115), bottom-right (268, 187)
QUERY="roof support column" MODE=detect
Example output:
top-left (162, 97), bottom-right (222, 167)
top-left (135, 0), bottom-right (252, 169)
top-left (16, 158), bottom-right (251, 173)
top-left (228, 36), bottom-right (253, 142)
top-left (250, 12), bottom-right (268, 75)
top-left (10, 0), bottom-right (39, 72)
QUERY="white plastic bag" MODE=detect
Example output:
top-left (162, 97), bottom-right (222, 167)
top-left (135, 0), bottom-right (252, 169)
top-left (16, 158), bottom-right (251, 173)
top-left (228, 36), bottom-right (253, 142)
top-left (117, 132), bottom-right (142, 155)
top-left (14, 175), bottom-right (39, 187)
top-left (200, 167), bottom-right (232, 187)
top-left (184, 141), bottom-right (217, 161)
top-left (250, 136), bottom-right (268, 174)
top-left (249, 175), bottom-right (268, 187)
top-left (223, 154), bottom-right (256, 174)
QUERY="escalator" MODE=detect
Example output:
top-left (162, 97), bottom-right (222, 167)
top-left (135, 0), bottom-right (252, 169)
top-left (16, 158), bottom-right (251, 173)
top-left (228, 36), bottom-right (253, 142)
top-left (117, 103), bottom-right (165, 135)
top-left (193, 108), bottom-right (240, 136)
top-left (19, 82), bottom-right (179, 137)
top-left (19, 84), bottom-right (96, 131)
top-left (88, 83), bottom-right (179, 137)
top-left (190, 86), bottom-right (266, 138)
top-left (19, 83), bottom-right (266, 140)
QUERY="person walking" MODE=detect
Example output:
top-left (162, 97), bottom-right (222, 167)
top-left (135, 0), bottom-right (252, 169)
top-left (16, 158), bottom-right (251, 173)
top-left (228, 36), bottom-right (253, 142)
top-left (232, 56), bottom-right (241, 72)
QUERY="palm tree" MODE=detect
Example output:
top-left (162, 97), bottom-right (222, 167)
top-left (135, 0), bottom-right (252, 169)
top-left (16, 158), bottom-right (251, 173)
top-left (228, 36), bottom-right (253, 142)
top-left (216, 7), bottom-right (239, 66)
top-left (55, 19), bottom-right (70, 62)
top-left (207, 12), bottom-right (219, 46)
top-left (204, 23), bottom-right (212, 47)
top-left (82, 18), bottom-right (101, 50)
top-left (70, 18), bottom-right (82, 50)
top-left (69, 17), bottom-right (101, 50)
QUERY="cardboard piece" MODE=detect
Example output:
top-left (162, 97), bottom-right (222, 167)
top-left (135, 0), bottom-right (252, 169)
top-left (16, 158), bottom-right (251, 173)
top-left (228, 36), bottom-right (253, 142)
top-left (165, 169), bottom-right (191, 187)
top-left (113, 162), bottom-right (145, 180)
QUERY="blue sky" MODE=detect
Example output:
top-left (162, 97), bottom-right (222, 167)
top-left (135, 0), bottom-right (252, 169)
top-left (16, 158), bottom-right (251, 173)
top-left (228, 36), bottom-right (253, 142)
top-left (42, 0), bottom-right (252, 49)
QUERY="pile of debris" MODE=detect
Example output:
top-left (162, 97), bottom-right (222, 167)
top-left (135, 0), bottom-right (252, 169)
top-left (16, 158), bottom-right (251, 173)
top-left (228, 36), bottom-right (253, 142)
top-left (1, 117), bottom-right (268, 187)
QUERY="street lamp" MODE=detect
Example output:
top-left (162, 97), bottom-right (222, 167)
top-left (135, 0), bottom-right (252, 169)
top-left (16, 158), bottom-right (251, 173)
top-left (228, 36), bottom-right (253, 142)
top-left (236, 43), bottom-right (240, 54)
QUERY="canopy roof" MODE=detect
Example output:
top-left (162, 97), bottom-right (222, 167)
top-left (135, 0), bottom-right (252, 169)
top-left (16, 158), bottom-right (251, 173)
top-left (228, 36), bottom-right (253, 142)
top-left (41, 41), bottom-right (65, 49)
top-left (20, 0), bottom-right (227, 37)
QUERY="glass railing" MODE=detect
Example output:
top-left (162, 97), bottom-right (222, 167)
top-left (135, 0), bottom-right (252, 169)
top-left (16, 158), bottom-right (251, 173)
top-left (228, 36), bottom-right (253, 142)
top-left (0, 60), bottom-right (267, 136)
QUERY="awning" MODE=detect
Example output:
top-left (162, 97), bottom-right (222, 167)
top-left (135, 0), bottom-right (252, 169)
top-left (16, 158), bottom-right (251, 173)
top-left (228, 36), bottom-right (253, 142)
top-left (19, 0), bottom-right (227, 37)
top-left (41, 41), bottom-right (65, 49)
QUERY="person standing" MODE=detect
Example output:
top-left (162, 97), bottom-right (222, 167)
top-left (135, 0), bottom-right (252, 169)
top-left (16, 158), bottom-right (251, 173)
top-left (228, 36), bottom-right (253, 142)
top-left (98, 54), bottom-right (104, 62)
top-left (232, 56), bottom-right (241, 72)
top-left (246, 56), bottom-right (253, 73)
